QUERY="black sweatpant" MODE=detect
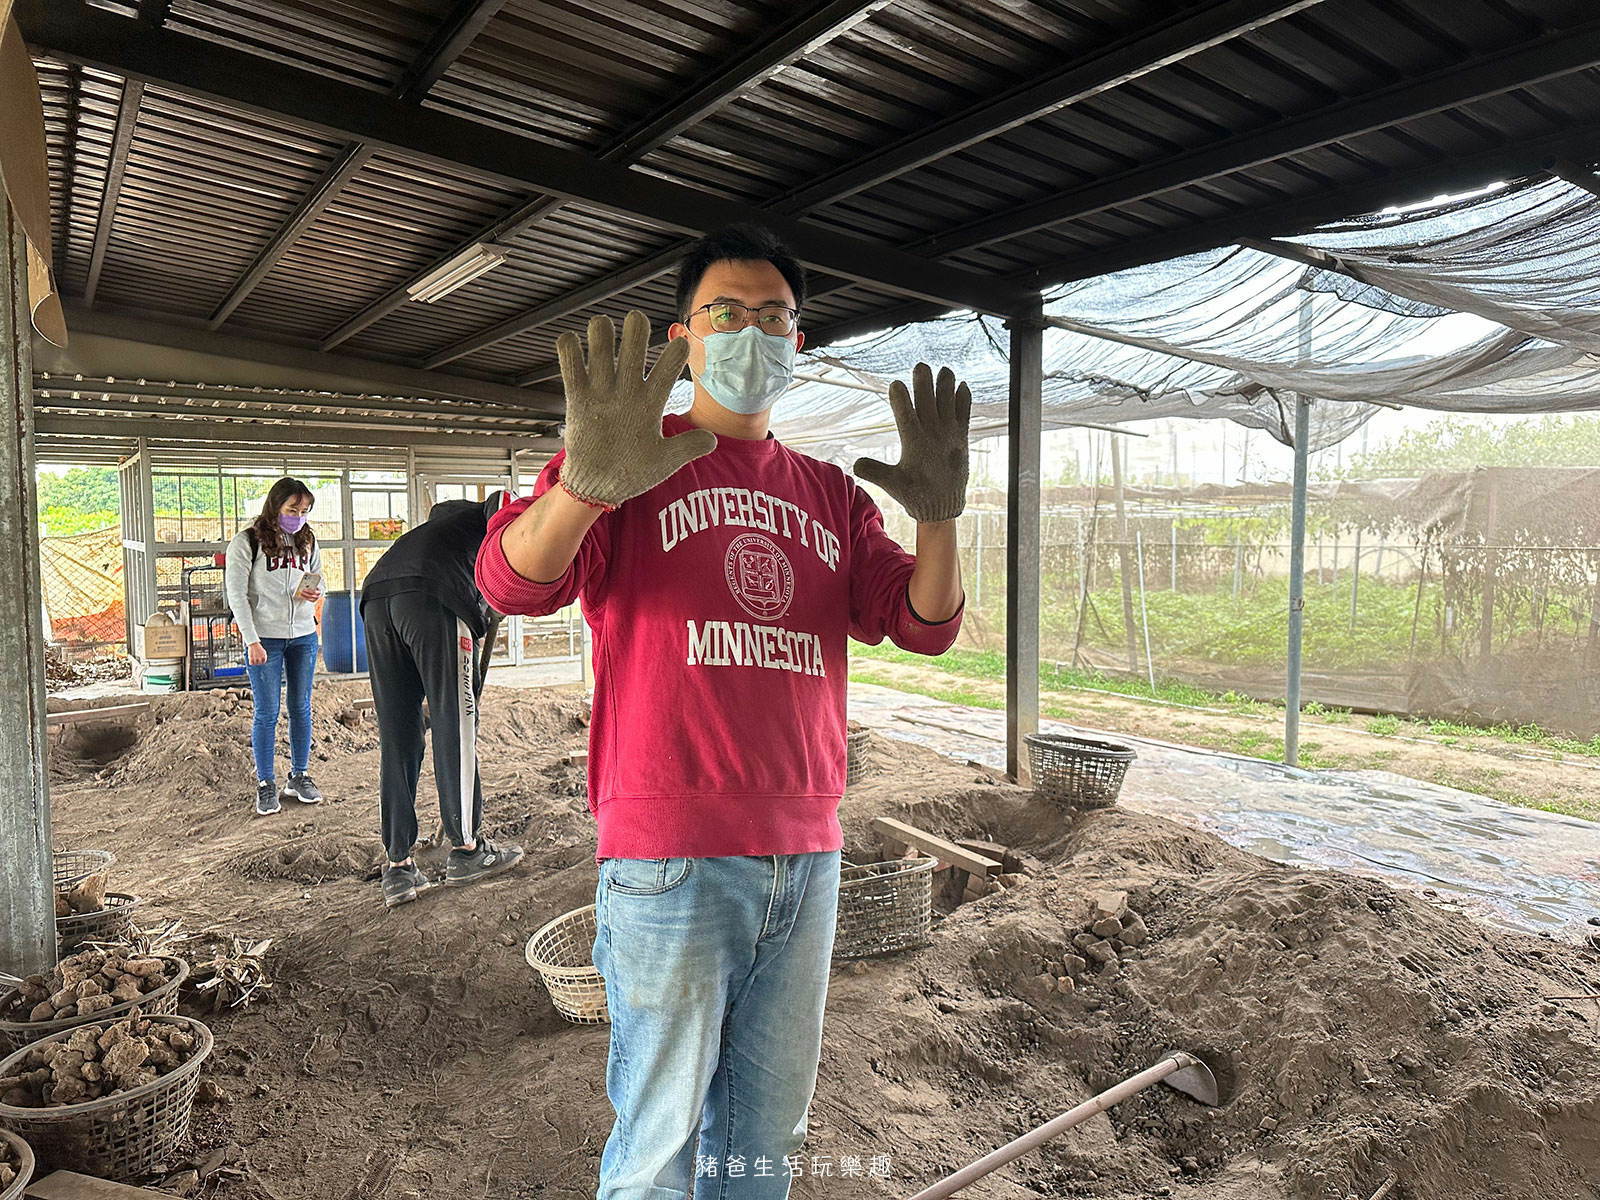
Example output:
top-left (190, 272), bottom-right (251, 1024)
top-left (364, 592), bottom-right (484, 864)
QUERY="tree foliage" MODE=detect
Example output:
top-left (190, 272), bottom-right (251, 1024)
top-left (1337, 415), bottom-right (1600, 479)
top-left (35, 467), bottom-right (276, 536)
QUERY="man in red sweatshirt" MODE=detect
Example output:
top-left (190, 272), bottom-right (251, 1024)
top-left (476, 224), bottom-right (968, 1200)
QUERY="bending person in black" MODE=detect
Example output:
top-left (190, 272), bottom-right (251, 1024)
top-left (362, 491), bottom-right (525, 908)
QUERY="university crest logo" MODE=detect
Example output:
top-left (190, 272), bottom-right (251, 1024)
top-left (724, 533), bottom-right (794, 621)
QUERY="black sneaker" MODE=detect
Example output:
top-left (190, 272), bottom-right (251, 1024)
top-left (285, 771), bottom-right (323, 805)
top-left (255, 780), bottom-right (281, 817)
top-left (382, 863), bottom-right (431, 909)
top-left (445, 838), bottom-right (525, 887)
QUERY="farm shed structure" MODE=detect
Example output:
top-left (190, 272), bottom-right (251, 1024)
top-left (3, 0), bottom-right (1600, 973)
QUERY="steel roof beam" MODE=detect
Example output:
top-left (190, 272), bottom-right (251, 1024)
top-left (33, 396), bottom-right (550, 436)
top-left (34, 414), bottom-right (560, 452)
top-left (396, 0), bottom-right (1323, 369)
top-left (771, 0), bottom-right (1325, 215)
top-left (82, 78), bottom-right (142, 306)
top-left (204, 0), bottom-right (510, 330)
top-left (1552, 158), bottom-right (1600, 200)
top-left (393, 0), bottom-right (510, 99)
top-left (32, 376), bottom-right (557, 424)
top-left (1025, 122), bottom-right (1600, 290)
top-left (205, 145), bottom-right (373, 329)
top-left (320, 0), bottom-right (892, 352)
top-left (919, 20), bottom-right (1600, 263)
top-left (802, 125), bottom-right (1600, 348)
top-left (40, 305), bottom-right (566, 416)
top-left (18, 0), bottom-right (1035, 320)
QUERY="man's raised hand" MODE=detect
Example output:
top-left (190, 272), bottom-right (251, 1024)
top-left (556, 311), bottom-right (716, 511)
top-left (853, 363), bottom-right (971, 523)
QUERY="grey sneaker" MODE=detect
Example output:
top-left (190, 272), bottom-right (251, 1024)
top-left (255, 780), bottom-right (281, 817)
top-left (445, 837), bottom-right (524, 887)
top-left (382, 863), bottom-right (431, 909)
top-left (285, 771), bottom-right (323, 805)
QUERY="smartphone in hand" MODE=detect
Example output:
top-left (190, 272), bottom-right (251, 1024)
top-left (297, 570), bottom-right (323, 599)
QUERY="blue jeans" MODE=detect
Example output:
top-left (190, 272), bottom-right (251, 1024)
top-left (245, 633), bottom-right (318, 782)
top-left (592, 851), bottom-right (841, 1200)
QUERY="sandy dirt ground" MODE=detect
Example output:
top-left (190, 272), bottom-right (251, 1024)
top-left (849, 656), bottom-right (1600, 821)
top-left (34, 682), bottom-right (1600, 1200)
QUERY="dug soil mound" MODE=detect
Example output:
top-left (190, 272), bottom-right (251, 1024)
top-left (44, 688), bottom-right (1600, 1199)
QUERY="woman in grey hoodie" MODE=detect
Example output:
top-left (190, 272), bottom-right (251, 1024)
top-left (225, 477), bottom-right (325, 817)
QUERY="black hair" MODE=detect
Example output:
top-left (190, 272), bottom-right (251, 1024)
top-left (250, 476), bottom-right (316, 560)
top-left (674, 224), bottom-right (807, 322)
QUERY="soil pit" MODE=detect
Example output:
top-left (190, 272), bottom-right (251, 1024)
top-left (40, 686), bottom-right (1600, 1199)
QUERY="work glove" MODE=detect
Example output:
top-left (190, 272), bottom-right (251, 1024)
top-left (853, 363), bottom-right (972, 523)
top-left (555, 311), bottom-right (716, 510)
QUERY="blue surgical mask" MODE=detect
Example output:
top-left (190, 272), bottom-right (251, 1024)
top-left (690, 325), bottom-right (796, 415)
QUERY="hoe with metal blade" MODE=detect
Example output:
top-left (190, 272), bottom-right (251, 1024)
top-left (904, 1051), bottom-right (1221, 1200)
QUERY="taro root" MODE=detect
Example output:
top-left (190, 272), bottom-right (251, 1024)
top-left (109, 978), bottom-right (143, 1004)
top-left (77, 994), bottom-right (116, 1017)
top-left (0, 1015), bottom-right (197, 1108)
top-left (65, 874), bottom-right (106, 915)
top-left (6, 949), bottom-right (175, 1025)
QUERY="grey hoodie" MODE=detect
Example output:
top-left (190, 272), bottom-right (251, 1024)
top-left (224, 528), bottom-right (322, 647)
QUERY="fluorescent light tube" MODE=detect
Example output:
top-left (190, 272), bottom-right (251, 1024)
top-left (406, 243), bottom-right (512, 304)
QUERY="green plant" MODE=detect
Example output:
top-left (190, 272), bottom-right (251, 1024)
top-left (1368, 714), bottom-right (1401, 736)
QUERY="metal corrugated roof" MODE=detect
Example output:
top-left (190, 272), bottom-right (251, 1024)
top-left (19, 0), bottom-right (1600, 448)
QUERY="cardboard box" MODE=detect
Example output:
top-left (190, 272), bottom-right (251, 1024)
top-left (139, 615), bottom-right (188, 660)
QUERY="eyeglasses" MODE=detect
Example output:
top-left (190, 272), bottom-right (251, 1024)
top-left (687, 301), bottom-right (799, 336)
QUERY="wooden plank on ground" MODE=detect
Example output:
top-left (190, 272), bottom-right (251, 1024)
top-left (27, 1171), bottom-right (172, 1198)
top-left (871, 817), bottom-right (1002, 878)
top-left (46, 703), bottom-right (149, 727)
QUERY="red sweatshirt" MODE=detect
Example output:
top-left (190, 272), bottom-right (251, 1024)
top-left (475, 414), bottom-right (963, 860)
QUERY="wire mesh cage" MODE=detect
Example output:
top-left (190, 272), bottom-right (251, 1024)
top-left (0, 1014), bottom-right (213, 1182)
top-left (1025, 733), bottom-right (1137, 810)
top-left (0, 958), bottom-right (189, 1055)
top-left (833, 857), bottom-right (936, 960)
top-left (845, 728), bottom-right (872, 788)
top-left (56, 894), bottom-right (142, 954)
top-left (0, 1127), bottom-right (33, 1200)
top-left (525, 906), bottom-right (608, 1025)
top-left (51, 850), bottom-right (116, 895)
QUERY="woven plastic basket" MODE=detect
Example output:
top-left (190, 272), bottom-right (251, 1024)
top-left (0, 1014), bottom-right (212, 1182)
top-left (52, 850), bottom-right (115, 896)
top-left (0, 1128), bottom-right (34, 1200)
top-left (0, 957), bottom-right (189, 1055)
top-left (525, 906), bottom-right (608, 1025)
top-left (833, 857), bottom-right (936, 960)
top-left (1025, 733), bottom-right (1137, 809)
top-left (845, 728), bottom-right (872, 788)
top-left (56, 894), bottom-right (142, 953)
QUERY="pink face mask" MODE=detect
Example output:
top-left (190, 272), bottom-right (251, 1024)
top-left (279, 513), bottom-right (307, 534)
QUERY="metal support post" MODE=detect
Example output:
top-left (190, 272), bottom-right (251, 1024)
top-left (1110, 435), bottom-right (1137, 672)
top-left (1285, 396), bottom-right (1311, 767)
top-left (0, 202), bottom-right (55, 977)
top-left (1006, 302), bottom-right (1043, 785)
top-left (1350, 527), bottom-right (1362, 632)
top-left (1285, 291), bottom-right (1315, 768)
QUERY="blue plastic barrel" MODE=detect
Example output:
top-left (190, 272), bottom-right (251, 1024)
top-left (320, 589), bottom-right (367, 673)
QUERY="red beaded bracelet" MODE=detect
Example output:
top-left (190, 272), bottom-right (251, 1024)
top-left (557, 465), bottom-right (617, 513)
